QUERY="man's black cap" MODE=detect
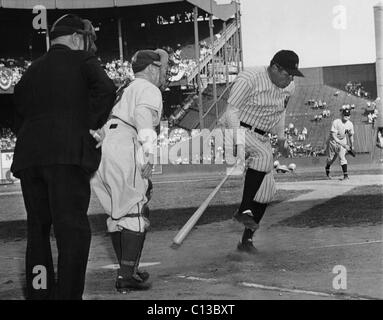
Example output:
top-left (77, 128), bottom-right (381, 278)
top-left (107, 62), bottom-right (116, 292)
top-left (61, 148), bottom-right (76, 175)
top-left (50, 14), bottom-right (86, 40)
top-left (342, 108), bottom-right (351, 116)
top-left (131, 50), bottom-right (161, 74)
top-left (271, 50), bottom-right (304, 77)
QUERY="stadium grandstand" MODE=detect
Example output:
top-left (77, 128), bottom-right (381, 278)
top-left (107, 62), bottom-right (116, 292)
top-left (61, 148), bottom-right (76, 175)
top-left (0, 0), bottom-right (382, 176)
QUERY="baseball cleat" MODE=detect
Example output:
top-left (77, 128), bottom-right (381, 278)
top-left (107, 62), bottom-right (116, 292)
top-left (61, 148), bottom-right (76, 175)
top-left (233, 210), bottom-right (259, 231)
top-left (137, 270), bottom-right (150, 282)
top-left (340, 176), bottom-right (350, 181)
top-left (115, 275), bottom-right (152, 292)
top-left (237, 240), bottom-right (258, 254)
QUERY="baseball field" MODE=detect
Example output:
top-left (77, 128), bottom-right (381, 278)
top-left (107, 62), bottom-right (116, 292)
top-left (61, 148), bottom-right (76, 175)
top-left (0, 156), bottom-right (382, 300)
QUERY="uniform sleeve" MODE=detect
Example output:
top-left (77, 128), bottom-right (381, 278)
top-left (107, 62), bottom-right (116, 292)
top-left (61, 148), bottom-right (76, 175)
top-left (330, 120), bottom-right (338, 133)
top-left (227, 76), bottom-right (252, 110)
top-left (81, 53), bottom-right (117, 129)
top-left (135, 106), bottom-right (158, 155)
top-left (134, 85), bottom-right (162, 155)
top-left (136, 84), bottom-right (163, 115)
top-left (225, 76), bottom-right (252, 130)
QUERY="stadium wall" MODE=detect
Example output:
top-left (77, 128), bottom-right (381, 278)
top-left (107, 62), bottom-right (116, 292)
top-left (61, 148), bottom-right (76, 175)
top-left (295, 63), bottom-right (377, 99)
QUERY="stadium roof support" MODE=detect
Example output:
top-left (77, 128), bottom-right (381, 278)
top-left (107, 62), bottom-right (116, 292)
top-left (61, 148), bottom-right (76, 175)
top-left (0, 0), bottom-right (238, 21)
top-left (193, 5), bottom-right (204, 129)
top-left (374, 2), bottom-right (383, 127)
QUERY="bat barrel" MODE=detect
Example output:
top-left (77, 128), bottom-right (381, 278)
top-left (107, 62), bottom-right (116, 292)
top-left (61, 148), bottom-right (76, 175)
top-left (171, 166), bottom-right (237, 248)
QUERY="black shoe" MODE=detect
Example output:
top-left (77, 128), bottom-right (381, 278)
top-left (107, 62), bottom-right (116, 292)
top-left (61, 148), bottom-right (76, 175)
top-left (233, 210), bottom-right (259, 231)
top-left (115, 275), bottom-right (152, 292)
top-left (137, 270), bottom-right (150, 282)
top-left (237, 240), bottom-right (258, 254)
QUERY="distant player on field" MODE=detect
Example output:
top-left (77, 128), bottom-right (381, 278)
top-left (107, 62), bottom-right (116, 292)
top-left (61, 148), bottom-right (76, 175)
top-left (224, 50), bottom-right (304, 253)
top-left (325, 105), bottom-right (355, 180)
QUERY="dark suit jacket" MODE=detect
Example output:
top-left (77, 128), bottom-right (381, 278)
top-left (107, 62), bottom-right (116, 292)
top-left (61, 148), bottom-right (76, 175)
top-left (11, 44), bottom-right (116, 177)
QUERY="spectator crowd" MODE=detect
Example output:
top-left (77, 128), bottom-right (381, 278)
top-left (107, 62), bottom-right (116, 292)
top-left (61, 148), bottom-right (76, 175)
top-left (345, 81), bottom-right (370, 98)
top-left (0, 128), bottom-right (16, 151)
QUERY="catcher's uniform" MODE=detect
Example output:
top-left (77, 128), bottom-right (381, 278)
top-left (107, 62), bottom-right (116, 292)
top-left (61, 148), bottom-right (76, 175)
top-left (225, 67), bottom-right (295, 203)
top-left (91, 78), bottom-right (162, 232)
top-left (326, 118), bottom-right (354, 165)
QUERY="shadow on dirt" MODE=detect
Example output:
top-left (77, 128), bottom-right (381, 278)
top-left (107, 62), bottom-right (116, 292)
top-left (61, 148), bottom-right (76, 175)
top-left (0, 190), bottom-right (311, 241)
top-left (275, 185), bottom-right (383, 228)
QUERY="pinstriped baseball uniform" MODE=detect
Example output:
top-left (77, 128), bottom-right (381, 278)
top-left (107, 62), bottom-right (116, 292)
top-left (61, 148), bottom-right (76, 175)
top-left (254, 171), bottom-right (276, 203)
top-left (226, 67), bottom-right (295, 202)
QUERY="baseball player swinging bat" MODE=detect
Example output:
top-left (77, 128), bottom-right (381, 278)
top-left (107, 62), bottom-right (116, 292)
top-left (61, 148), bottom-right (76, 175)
top-left (171, 165), bottom-right (237, 248)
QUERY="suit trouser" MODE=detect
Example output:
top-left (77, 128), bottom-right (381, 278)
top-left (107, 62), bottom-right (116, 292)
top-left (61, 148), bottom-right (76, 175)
top-left (19, 165), bottom-right (91, 300)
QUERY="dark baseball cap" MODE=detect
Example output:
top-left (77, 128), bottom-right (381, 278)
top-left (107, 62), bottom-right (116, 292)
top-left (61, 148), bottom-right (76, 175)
top-left (271, 50), bottom-right (304, 77)
top-left (50, 14), bottom-right (86, 40)
top-left (132, 50), bottom-right (162, 74)
top-left (342, 108), bottom-right (351, 116)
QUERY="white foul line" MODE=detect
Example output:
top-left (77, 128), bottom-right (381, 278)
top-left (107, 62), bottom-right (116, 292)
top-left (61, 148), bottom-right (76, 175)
top-left (177, 275), bottom-right (371, 300)
top-left (309, 240), bottom-right (383, 249)
top-left (0, 191), bottom-right (22, 197)
top-left (177, 275), bottom-right (218, 283)
top-left (241, 282), bottom-right (336, 298)
top-left (101, 262), bottom-right (161, 270)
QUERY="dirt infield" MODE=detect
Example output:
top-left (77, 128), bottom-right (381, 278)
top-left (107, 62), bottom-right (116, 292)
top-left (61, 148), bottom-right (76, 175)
top-left (0, 169), bottom-right (382, 300)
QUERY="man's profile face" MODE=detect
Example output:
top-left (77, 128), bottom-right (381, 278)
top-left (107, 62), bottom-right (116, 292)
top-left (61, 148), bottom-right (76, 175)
top-left (270, 64), bottom-right (293, 89)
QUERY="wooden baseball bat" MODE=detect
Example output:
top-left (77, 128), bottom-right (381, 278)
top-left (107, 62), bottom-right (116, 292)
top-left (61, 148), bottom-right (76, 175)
top-left (171, 166), bottom-right (237, 248)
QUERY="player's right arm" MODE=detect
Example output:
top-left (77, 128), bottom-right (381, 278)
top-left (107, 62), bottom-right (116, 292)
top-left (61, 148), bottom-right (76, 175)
top-left (225, 76), bottom-right (251, 160)
top-left (135, 85), bottom-right (162, 178)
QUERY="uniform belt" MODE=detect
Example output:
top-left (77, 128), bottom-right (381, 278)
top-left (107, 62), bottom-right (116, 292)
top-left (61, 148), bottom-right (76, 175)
top-left (240, 121), bottom-right (267, 136)
top-left (110, 115), bottom-right (137, 133)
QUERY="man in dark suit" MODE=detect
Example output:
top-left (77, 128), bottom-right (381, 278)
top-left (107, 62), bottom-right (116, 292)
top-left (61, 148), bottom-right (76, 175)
top-left (11, 14), bottom-right (116, 300)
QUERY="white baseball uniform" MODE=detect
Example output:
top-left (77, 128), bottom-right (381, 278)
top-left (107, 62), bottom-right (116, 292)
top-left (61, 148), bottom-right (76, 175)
top-left (91, 78), bottom-right (162, 232)
top-left (326, 118), bottom-right (354, 165)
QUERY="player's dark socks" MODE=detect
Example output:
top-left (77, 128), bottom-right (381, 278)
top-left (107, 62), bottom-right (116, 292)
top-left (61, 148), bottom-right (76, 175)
top-left (119, 229), bottom-right (146, 278)
top-left (325, 164), bottom-right (331, 177)
top-left (251, 201), bottom-right (268, 224)
top-left (239, 169), bottom-right (266, 213)
top-left (110, 231), bottom-right (122, 265)
top-left (341, 164), bottom-right (348, 178)
top-left (242, 228), bottom-right (255, 243)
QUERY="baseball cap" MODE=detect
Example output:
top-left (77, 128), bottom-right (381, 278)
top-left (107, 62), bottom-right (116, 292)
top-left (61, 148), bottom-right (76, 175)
top-left (132, 50), bottom-right (162, 74)
top-left (271, 50), bottom-right (304, 77)
top-left (50, 14), bottom-right (86, 40)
